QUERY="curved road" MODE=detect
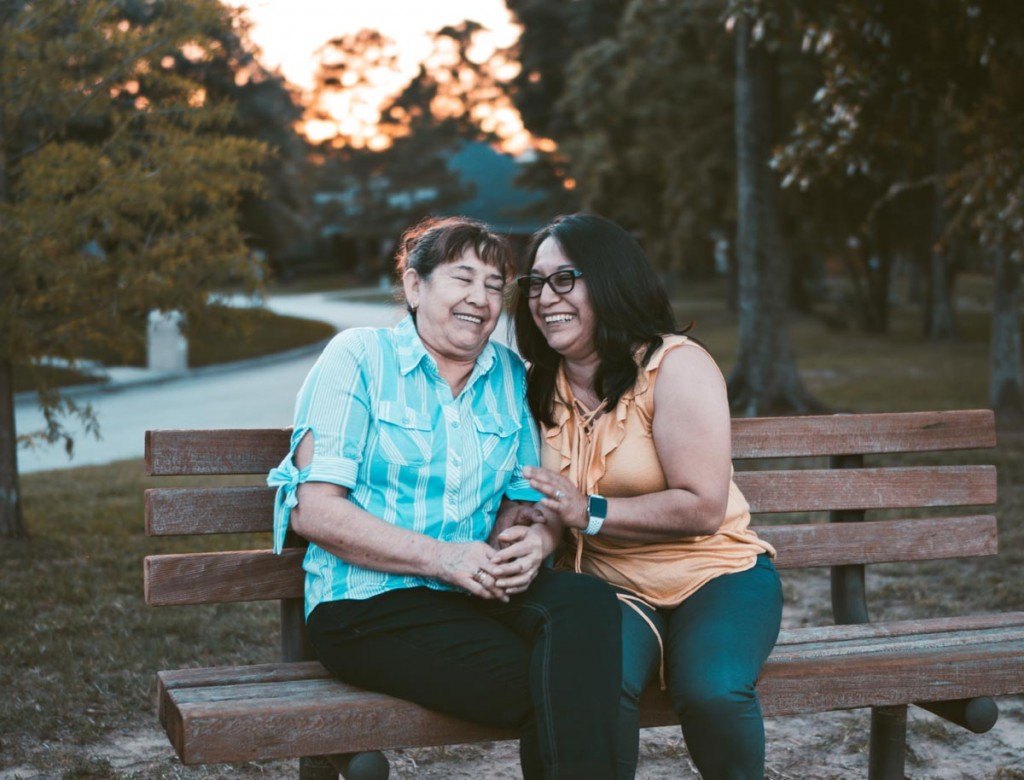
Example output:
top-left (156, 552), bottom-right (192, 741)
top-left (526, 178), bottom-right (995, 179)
top-left (15, 293), bottom-right (419, 474)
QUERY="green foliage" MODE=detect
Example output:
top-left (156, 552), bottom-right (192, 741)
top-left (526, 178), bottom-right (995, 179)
top-left (557, 0), bottom-right (734, 276)
top-left (0, 0), bottom-right (268, 447)
top-left (776, 2), bottom-right (1024, 260)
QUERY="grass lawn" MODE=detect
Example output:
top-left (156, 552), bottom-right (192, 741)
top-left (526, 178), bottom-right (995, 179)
top-left (12, 307), bottom-right (336, 393)
top-left (2, 279), bottom-right (1022, 776)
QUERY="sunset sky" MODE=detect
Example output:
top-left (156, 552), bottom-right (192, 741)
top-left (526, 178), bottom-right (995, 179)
top-left (225, 0), bottom-right (529, 149)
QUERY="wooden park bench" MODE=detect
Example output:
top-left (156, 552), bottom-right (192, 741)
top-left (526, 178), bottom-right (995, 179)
top-left (143, 408), bottom-right (1024, 780)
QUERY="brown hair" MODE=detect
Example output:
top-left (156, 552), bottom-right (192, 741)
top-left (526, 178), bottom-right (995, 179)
top-left (396, 217), bottom-right (513, 315)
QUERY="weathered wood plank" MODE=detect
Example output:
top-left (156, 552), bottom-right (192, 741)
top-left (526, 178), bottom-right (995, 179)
top-left (774, 612), bottom-right (1024, 646)
top-left (146, 486), bottom-right (274, 536)
top-left (159, 661), bottom-right (328, 691)
top-left (757, 642), bottom-right (1024, 716)
top-left (761, 515), bottom-right (997, 569)
top-left (145, 467), bottom-right (997, 537)
top-left (144, 515), bottom-right (996, 606)
top-left (736, 466), bottom-right (996, 514)
top-left (157, 661), bottom-right (327, 731)
top-left (731, 409), bottom-right (996, 459)
top-left (144, 548), bottom-right (305, 606)
top-left (143, 410), bottom-right (996, 476)
top-left (161, 630), bottom-right (1024, 763)
top-left (156, 612), bottom-right (1024, 694)
top-left (146, 428), bottom-right (291, 477)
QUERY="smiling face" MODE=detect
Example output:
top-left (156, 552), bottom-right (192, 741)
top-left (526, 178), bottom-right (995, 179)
top-left (528, 236), bottom-right (597, 362)
top-left (404, 247), bottom-right (505, 364)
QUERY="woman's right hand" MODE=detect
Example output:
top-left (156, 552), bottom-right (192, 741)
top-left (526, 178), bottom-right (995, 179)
top-left (432, 541), bottom-right (509, 602)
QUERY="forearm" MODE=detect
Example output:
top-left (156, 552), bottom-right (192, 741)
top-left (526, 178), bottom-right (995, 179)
top-left (595, 488), bottom-right (723, 544)
top-left (531, 517), bottom-right (563, 557)
top-left (292, 492), bottom-right (441, 579)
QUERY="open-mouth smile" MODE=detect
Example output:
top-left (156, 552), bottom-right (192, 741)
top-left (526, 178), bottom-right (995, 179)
top-left (543, 314), bottom-right (575, 324)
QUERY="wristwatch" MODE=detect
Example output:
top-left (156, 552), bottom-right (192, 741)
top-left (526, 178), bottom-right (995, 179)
top-left (584, 493), bottom-right (608, 536)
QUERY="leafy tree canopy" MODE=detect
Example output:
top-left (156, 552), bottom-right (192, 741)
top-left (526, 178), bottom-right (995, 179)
top-left (0, 0), bottom-right (268, 449)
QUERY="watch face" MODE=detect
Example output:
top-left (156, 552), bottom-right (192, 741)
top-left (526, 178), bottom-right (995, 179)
top-left (588, 494), bottom-right (608, 518)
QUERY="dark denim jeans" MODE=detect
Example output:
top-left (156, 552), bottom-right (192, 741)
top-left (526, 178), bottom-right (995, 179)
top-left (616, 554), bottom-right (783, 779)
top-left (307, 567), bottom-right (622, 779)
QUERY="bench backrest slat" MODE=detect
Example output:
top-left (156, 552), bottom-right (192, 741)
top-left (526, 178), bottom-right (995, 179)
top-left (144, 410), bottom-right (999, 609)
top-left (144, 410), bottom-right (996, 476)
top-left (145, 466), bottom-right (996, 537)
top-left (143, 514), bottom-right (997, 606)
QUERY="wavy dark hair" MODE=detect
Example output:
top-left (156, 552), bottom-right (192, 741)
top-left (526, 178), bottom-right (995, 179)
top-left (513, 213), bottom-right (684, 427)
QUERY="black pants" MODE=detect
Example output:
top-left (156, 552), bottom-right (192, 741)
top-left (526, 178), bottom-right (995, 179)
top-left (307, 568), bottom-right (622, 779)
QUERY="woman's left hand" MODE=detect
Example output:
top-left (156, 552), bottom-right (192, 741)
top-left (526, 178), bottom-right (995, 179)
top-left (524, 466), bottom-right (588, 530)
top-left (490, 525), bottom-right (545, 595)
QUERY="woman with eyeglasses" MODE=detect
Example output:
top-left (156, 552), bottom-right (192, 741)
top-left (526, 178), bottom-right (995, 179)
top-left (268, 216), bottom-right (622, 779)
top-left (509, 213), bottom-right (783, 780)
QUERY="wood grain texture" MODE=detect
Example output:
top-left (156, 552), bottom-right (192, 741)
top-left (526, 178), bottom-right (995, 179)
top-left (143, 515), bottom-right (995, 606)
top-left (143, 410), bottom-right (996, 476)
top-left (146, 486), bottom-right (273, 536)
top-left (156, 618), bottom-right (1024, 764)
top-left (144, 548), bottom-right (305, 606)
top-left (759, 515), bottom-right (997, 569)
top-left (736, 466), bottom-right (996, 513)
top-left (144, 465), bottom-right (996, 537)
top-left (730, 409), bottom-right (996, 459)
top-left (146, 428), bottom-right (291, 476)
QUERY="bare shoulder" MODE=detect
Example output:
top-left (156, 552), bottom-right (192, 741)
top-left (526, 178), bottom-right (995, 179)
top-left (653, 341), bottom-right (727, 406)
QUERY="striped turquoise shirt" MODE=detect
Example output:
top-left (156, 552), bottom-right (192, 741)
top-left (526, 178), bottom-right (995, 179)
top-left (267, 315), bottom-right (543, 617)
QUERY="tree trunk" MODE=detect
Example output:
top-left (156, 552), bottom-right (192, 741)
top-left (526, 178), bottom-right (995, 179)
top-left (989, 248), bottom-right (1024, 425)
top-left (0, 358), bottom-right (26, 539)
top-left (927, 240), bottom-right (957, 339)
top-left (727, 14), bottom-right (819, 416)
top-left (0, 58), bottom-right (26, 539)
top-left (926, 125), bottom-right (957, 339)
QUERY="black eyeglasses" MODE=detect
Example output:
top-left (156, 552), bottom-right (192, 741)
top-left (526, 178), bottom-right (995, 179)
top-left (516, 269), bottom-right (584, 298)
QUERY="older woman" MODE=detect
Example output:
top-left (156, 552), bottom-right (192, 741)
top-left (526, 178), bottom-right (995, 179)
top-left (267, 216), bottom-right (621, 779)
top-left (512, 214), bottom-right (783, 780)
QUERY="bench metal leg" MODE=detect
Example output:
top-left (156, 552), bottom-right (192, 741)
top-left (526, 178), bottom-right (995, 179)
top-left (868, 705), bottom-right (907, 780)
top-left (332, 752), bottom-right (390, 779)
top-left (918, 696), bottom-right (998, 734)
top-left (300, 755), bottom-right (340, 779)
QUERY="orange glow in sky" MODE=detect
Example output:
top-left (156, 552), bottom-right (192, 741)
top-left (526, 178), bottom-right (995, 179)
top-left (225, 0), bottom-right (535, 152)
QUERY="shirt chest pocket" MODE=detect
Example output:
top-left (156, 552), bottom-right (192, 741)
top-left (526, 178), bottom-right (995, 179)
top-left (474, 414), bottom-right (521, 473)
top-left (375, 402), bottom-right (433, 467)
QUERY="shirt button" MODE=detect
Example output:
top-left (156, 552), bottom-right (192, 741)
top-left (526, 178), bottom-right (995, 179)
top-left (452, 421), bottom-right (460, 429)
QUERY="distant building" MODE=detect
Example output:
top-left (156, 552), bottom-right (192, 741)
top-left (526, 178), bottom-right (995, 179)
top-left (311, 141), bottom-right (548, 280)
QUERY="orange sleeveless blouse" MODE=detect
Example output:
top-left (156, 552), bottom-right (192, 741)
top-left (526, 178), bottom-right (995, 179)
top-left (544, 335), bottom-right (775, 609)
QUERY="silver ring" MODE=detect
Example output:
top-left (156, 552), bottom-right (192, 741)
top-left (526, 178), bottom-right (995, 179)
top-left (472, 568), bottom-right (488, 584)
top-left (554, 490), bottom-right (565, 500)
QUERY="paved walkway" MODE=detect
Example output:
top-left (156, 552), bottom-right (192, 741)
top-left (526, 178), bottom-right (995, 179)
top-left (14, 292), bottom-right (415, 474)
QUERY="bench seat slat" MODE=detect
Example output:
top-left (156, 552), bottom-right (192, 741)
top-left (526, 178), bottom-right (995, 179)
top-left (144, 410), bottom-right (996, 476)
top-left (145, 466), bottom-right (997, 537)
top-left (159, 617), bottom-right (1024, 764)
top-left (143, 515), bottom-right (998, 606)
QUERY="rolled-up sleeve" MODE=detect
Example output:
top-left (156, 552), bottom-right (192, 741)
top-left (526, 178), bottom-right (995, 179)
top-left (267, 331), bottom-right (371, 553)
top-left (505, 369), bottom-right (544, 504)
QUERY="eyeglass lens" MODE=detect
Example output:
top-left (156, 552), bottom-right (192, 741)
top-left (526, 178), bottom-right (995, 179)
top-left (522, 270), bottom-right (580, 297)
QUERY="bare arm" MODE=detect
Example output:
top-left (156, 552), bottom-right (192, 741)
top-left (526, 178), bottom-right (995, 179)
top-left (290, 432), bottom-right (508, 600)
top-left (528, 346), bottom-right (732, 542)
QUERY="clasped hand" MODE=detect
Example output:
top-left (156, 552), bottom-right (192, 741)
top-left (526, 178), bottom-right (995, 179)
top-left (434, 526), bottom-right (544, 601)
